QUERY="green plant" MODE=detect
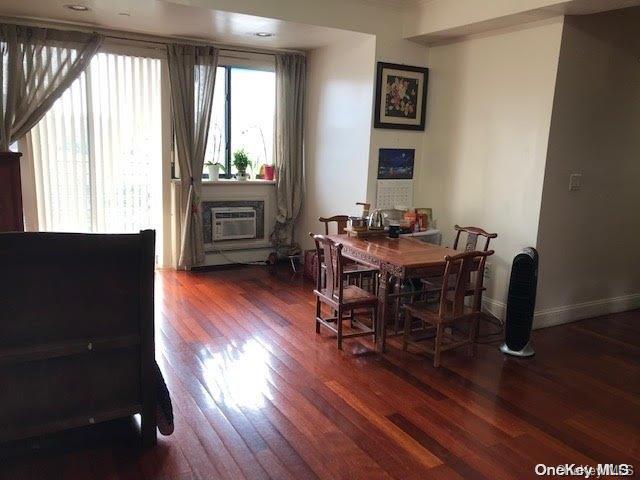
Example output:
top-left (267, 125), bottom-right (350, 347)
top-left (233, 149), bottom-right (251, 175)
top-left (204, 161), bottom-right (225, 172)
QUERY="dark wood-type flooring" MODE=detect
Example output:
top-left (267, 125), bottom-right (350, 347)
top-left (2, 266), bottom-right (639, 479)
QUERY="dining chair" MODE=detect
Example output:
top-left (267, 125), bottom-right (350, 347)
top-left (318, 215), bottom-right (349, 235)
top-left (318, 216), bottom-right (378, 292)
top-left (453, 225), bottom-right (498, 252)
top-left (422, 225), bottom-right (497, 296)
top-left (310, 234), bottom-right (378, 350)
top-left (404, 249), bottom-right (494, 367)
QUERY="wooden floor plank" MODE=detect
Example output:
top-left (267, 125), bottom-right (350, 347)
top-left (2, 266), bottom-right (639, 480)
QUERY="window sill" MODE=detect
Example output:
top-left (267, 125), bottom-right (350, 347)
top-left (171, 179), bottom-right (276, 186)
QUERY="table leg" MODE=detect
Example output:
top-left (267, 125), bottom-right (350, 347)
top-left (376, 270), bottom-right (391, 353)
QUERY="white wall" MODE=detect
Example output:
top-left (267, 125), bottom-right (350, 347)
top-left (535, 8), bottom-right (640, 321)
top-left (299, 34), bottom-right (377, 247)
top-left (417, 19), bottom-right (564, 317)
top-left (366, 36), bottom-right (430, 205)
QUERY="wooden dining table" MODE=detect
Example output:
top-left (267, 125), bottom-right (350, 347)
top-left (327, 234), bottom-right (458, 353)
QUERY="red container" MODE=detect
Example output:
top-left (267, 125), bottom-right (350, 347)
top-left (264, 164), bottom-right (275, 181)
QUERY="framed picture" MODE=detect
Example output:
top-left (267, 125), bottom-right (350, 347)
top-left (374, 62), bottom-right (429, 131)
top-left (377, 148), bottom-right (415, 179)
top-left (416, 208), bottom-right (433, 229)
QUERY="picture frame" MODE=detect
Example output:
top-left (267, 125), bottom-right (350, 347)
top-left (374, 62), bottom-right (429, 131)
top-left (416, 208), bottom-right (433, 229)
top-left (377, 148), bottom-right (415, 179)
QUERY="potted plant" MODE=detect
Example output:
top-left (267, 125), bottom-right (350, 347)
top-left (233, 149), bottom-right (251, 181)
top-left (204, 161), bottom-right (225, 181)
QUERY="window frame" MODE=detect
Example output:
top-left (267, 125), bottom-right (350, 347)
top-left (214, 54), bottom-right (275, 179)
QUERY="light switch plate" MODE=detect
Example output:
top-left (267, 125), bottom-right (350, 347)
top-left (569, 173), bottom-right (582, 191)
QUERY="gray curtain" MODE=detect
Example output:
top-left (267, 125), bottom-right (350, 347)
top-left (0, 23), bottom-right (103, 151)
top-left (271, 53), bottom-right (305, 251)
top-left (167, 44), bottom-right (219, 268)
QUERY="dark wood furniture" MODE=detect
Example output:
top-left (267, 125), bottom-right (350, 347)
top-left (452, 224), bottom-right (497, 251)
top-left (422, 225), bottom-right (497, 295)
top-left (0, 152), bottom-right (24, 232)
top-left (311, 234), bottom-right (377, 350)
top-left (318, 216), bottom-right (378, 291)
top-left (0, 230), bottom-right (157, 446)
top-left (404, 249), bottom-right (494, 367)
top-left (318, 215), bottom-right (349, 235)
top-left (327, 235), bottom-right (459, 352)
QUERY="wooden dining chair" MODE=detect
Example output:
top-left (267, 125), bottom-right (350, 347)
top-left (318, 216), bottom-right (378, 292)
top-left (404, 249), bottom-right (494, 367)
top-left (318, 215), bottom-right (349, 235)
top-left (453, 225), bottom-right (498, 252)
top-left (310, 234), bottom-right (377, 350)
top-left (422, 225), bottom-right (497, 297)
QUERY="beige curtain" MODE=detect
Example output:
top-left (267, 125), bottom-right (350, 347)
top-left (167, 44), bottom-right (219, 268)
top-left (271, 53), bottom-right (305, 251)
top-left (0, 23), bottom-right (103, 151)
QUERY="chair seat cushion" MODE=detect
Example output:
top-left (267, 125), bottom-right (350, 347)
top-left (405, 301), bottom-right (476, 324)
top-left (317, 285), bottom-right (377, 306)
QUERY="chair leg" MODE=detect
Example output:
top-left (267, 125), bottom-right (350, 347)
top-left (434, 324), bottom-right (443, 367)
top-left (372, 303), bottom-right (378, 345)
top-left (337, 307), bottom-right (343, 350)
top-left (315, 298), bottom-right (321, 334)
top-left (403, 312), bottom-right (412, 351)
top-left (468, 314), bottom-right (479, 357)
top-left (394, 279), bottom-right (402, 335)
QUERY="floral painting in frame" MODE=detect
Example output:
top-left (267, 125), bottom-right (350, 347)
top-left (374, 62), bottom-right (429, 131)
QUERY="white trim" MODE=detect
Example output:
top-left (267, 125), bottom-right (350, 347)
top-left (204, 248), bottom-right (273, 266)
top-left (0, 15), bottom-right (304, 56)
top-left (482, 296), bottom-right (506, 321)
top-left (171, 179), bottom-right (276, 186)
top-left (483, 293), bottom-right (640, 330)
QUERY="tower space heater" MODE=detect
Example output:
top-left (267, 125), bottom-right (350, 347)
top-left (500, 247), bottom-right (538, 357)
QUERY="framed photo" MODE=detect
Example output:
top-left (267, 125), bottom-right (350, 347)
top-left (416, 208), bottom-right (433, 229)
top-left (374, 62), bottom-right (429, 131)
top-left (377, 148), bottom-right (415, 179)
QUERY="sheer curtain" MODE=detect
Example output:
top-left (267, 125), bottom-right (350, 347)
top-left (30, 52), bottom-right (162, 235)
top-left (0, 23), bottom-right (102, 151)
top-left (167, 44), bottom-right (219, 268)
top-left (271, 53), bottom-right (305, 251)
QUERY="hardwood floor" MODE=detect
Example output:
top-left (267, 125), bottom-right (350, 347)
top-left (2, 266), bottom-right (639, 479)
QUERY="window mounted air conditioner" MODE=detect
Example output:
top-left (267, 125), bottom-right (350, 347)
top-left (211, 207), bottom-right (257, 241)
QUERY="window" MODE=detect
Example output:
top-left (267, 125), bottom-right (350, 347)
top-left (204, 66), bottom-right (275, 178)
top-left (30, 51), bottom-right (163, 241)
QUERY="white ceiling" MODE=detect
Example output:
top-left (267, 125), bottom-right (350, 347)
top-left (0, 0), bottom-right (368, 50)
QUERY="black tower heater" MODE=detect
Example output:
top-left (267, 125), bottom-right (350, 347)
top-left (500, 247), bottom-right (538, 357)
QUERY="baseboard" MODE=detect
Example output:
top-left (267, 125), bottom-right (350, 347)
top-left (482, 293), bottom-right (640, 330)
top-left (203, 247), bottom-right (274, 266)
top-left (482, 296), bottom-right (507, 321)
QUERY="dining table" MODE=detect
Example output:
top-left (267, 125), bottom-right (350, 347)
top-left (327, 234), bottom-right (458, 353)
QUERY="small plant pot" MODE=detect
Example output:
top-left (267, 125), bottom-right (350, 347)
top-left (236, 172), bottom-right (249, 181)
top-left (263, 165), bottom-right (275, 181)
top-left (206, 164), bottom-right (220, 181)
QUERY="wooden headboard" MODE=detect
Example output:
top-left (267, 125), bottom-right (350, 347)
top-left (0, 230), bottom-right (156, 446)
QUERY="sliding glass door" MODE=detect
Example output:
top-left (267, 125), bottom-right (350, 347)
top-left (30, 51), bottom-right (163, 246)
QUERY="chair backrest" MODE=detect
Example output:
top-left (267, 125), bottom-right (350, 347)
top-left (453, 225), bottom-right (498, 252)
top-left (310, 233), bottom-right (344, 301)
top-left (440, 249), bottom-right (494, 317)
top-left (318, 215), bottom-right (349, 235)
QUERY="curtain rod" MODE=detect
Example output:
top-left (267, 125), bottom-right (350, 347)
top-left (103, 33), bottom-right (285, 57)
top-left (0, 15), bottom-right (305, 57)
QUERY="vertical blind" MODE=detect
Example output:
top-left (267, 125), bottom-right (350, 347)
top-left (31, 52), bottom-right (162, 234)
